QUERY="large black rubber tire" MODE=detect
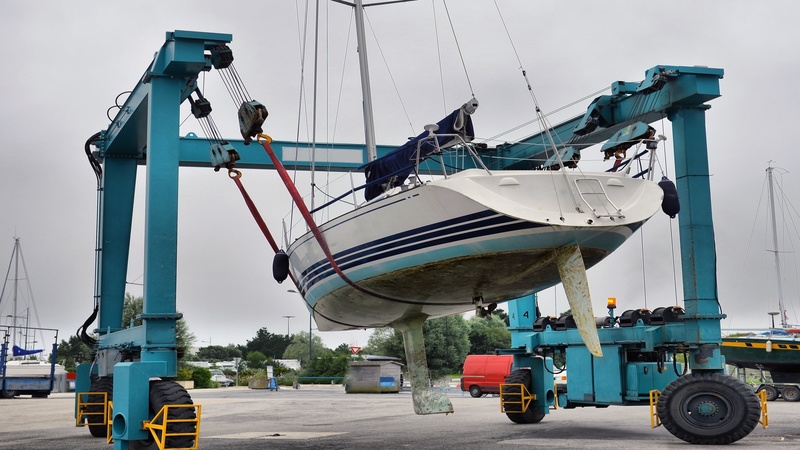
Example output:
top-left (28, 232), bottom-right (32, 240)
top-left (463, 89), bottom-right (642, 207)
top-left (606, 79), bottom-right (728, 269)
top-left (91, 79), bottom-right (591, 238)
top-left (469, 385), bottom-right (482, 398)
top-left (504, 369), bottom-right (545, 424)
top-left (782, 386), bottom-right (800, 402)
top-left (87, 377), bottom-right (113, 438)
top-left (0, 389), bottom-right (17, 399)
top-left (130, 380), bottom-right (196, 450)
top-left (758, 385), bottom-right (779, 402)
top-left (657, 372), bottom-right (760, 444)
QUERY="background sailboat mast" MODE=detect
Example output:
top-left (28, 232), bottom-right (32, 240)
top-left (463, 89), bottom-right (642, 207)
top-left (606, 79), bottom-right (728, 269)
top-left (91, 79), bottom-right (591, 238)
top-left (353, 0), bottom-right (378, 161)
top-left (767, 165), bottom-right (788, 328)
top-left (12, 238), bottom-right (19, 349)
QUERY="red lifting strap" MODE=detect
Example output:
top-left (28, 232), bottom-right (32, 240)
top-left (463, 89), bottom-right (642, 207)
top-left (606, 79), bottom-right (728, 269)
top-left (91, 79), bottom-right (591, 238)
top-left (254, 135), bottom-right (415, 304)
top-left (228, 169), bottom-right (281, 254)
top-left (228, 167), bottom-right (299, 289)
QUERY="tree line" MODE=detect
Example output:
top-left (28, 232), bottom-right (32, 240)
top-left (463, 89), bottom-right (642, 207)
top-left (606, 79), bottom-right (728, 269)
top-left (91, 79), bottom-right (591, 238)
top-left (56, 293), bottom-right (512, 382)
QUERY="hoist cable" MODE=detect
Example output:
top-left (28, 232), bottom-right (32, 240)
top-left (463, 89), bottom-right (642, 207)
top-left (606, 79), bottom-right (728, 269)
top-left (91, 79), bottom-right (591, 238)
top-left (217, 63), bottom-right (253, 108)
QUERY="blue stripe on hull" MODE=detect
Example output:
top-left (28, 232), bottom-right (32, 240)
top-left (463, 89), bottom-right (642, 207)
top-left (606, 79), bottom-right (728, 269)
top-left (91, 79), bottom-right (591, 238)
top-left (300, 212), bottom-right (539, 288)
top-left (299, 209), bottom-right (504, 281)
top-left (297, 219), bottom-right (638, 305)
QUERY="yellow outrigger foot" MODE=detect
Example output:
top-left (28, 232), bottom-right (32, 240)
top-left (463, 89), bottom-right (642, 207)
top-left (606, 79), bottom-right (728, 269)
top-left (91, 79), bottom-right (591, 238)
top-left (142, 403), bottom-right (203, 450)
top-left (649, 389), bottom-right (661, 428)
top-left (757, 389), bottom-right (769, 428)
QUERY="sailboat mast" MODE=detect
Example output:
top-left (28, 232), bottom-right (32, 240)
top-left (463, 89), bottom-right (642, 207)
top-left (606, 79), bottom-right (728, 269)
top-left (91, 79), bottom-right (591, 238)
top-left (354, 0), bottom-right (378, 161)
top-left (12, 238), bottom-right (19, 349)
top-left (767, 165), bottom-right (787, 328)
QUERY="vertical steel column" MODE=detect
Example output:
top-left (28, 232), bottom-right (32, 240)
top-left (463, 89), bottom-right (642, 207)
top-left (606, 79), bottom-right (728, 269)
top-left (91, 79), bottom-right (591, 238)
top-left (140, 74), bottom-right (182, 376)
top-left (97, 157), bottom-right (137, 333)
top-left (507, 294), bottom-right (537, 348)
top-left (669, 105), bottom-right (725, 370)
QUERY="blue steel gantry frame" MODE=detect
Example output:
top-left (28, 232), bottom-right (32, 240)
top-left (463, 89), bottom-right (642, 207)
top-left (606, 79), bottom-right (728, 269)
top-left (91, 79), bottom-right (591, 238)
top-left (79, 29), bottom-right (725, 447)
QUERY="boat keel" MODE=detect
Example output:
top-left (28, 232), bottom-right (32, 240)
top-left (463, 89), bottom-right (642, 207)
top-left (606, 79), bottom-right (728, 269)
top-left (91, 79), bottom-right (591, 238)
top-left (394, 316), bottom-right (454, 415)
top-left (556, 243), bottom-right (603, 357)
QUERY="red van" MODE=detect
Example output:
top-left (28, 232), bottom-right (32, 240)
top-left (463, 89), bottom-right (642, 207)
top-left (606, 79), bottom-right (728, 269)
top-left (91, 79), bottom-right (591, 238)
top-left (460, 354), bottom-right (514, 397)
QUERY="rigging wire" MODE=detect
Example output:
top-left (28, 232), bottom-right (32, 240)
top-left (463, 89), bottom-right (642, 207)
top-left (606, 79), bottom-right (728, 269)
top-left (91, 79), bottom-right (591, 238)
top-left (330, 13), bottom-right (356, 150)
top-left (442, 0), bottom-right (474, 98)
top-left (492, 0), bottom-right (573, 217)
top-left (323, 0), bottom-right (333, 224)
top-left (311, 0), bottom-right (321, 214)
top-left (730, 169), bottom-right (788, 329)
top-left (14, 245), bottom-right (46, 349)
top-left (639, 228), bottom-right (648, 309)
top-left (363, 9), bottom-right (416, 136)
top-left (744, 171), bottom-right (768, 323)
top-left (773, 169), bottom-right (800, 324)
top-left (658, 116), bottom-right (681, 308)
top-left (479, 87), bottom-right (609, 146)
top-left (289, 0), bottom-right (315, 244)
top-left (432, 0), bottom-right (447, 114)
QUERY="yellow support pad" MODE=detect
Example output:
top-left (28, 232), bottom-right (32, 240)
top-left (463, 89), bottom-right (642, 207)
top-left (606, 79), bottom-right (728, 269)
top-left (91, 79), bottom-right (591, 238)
top-left (649, 390), bottom-right (661, 428)
top-left (142, 404), bottom-right (203, 450)
top-left (75, 391), bottom-right (108, 428)
top-left (107, 401), bottom-right (114, 444)
top-left (499, 383), bottom-right (536, 414)
top-left (757, 389), bottom-right (769, 428)
top-left (553, 381), bottom-right (559, 409)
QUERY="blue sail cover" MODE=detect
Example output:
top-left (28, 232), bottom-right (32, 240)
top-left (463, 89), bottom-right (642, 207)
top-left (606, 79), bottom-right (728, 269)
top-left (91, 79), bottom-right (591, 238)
top-left (13, 345), bottom-right (43, 356)
top-left (363, 102), bottom-right (476, 201)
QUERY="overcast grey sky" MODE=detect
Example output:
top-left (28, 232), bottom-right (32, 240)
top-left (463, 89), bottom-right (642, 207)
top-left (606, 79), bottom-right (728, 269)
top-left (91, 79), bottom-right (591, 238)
top-left (1, 0), bottom-right (799, 355)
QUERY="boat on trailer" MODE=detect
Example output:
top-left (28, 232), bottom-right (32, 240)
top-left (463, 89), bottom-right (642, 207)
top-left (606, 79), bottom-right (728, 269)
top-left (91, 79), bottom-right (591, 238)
top-left (721, 165), bottom-right (800, 398)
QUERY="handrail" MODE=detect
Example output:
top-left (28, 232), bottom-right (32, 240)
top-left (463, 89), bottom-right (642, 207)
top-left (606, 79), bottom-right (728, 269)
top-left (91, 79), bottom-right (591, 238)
top-left (310, 136), bottom-right (487, 215)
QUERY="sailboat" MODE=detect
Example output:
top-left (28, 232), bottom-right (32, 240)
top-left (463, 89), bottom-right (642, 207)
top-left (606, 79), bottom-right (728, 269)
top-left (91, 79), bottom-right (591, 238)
top-left (1, 237), bottom-right (63, 398)
top-left (721, 165), bottom-right (800, 385)
top-left (250, 1), bottom-right (664, 414)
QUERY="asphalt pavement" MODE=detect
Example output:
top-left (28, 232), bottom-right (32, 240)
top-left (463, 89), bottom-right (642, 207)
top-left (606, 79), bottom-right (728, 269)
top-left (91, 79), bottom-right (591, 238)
top-left (1, 384), bottom-right (799, 449)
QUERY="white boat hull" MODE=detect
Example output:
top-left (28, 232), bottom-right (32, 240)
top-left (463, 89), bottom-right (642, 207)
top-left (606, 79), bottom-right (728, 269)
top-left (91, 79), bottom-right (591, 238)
top-left (4, 360), bottom-right (66, 378)
top-left (287, 169), bottom-right (663, 331)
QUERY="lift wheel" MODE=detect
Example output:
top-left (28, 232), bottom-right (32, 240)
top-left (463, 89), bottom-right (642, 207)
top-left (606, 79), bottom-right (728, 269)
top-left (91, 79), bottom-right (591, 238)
top-left (500, 383), bottom-right (536, 414)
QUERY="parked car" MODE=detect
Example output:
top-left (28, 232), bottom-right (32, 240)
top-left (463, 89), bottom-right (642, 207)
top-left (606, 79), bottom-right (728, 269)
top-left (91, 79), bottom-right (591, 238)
top-left (210, 369), bottom-right (234, 387)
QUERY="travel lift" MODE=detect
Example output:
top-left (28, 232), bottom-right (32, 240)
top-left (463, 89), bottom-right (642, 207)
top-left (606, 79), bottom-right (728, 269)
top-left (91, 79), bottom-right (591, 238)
top-left (75, 30), bottom-right (761, 448)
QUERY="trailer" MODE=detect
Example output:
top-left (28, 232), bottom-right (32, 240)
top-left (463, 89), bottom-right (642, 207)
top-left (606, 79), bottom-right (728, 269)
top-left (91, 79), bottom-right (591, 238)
top-left (1, 326), bottom-right (60, 399)
top-left (728, 365), bottom-right (800, 402)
